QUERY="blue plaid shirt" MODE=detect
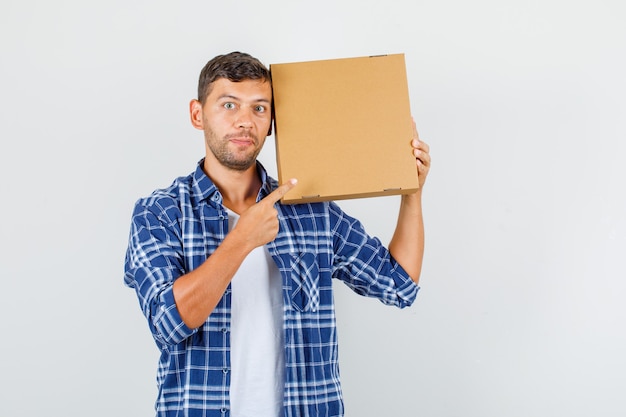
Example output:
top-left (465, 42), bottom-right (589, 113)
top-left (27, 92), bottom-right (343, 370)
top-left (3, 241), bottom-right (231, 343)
top-left (124, 160), bottom-right (419, 417)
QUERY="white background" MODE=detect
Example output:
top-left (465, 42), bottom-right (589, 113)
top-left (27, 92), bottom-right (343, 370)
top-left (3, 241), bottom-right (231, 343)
top-left (1, 1), bottom-right (625, 416)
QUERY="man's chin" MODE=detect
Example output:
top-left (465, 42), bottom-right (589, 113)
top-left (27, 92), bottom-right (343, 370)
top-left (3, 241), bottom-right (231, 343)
top-left (222, 157), bottom-right (256, 172)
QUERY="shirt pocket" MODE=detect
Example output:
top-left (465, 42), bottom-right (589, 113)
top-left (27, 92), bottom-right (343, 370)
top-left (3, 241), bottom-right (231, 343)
top-left (288, 252), bottom-right (320, 312)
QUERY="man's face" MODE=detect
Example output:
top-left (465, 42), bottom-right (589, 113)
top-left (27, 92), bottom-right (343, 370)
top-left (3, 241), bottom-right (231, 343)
top-left (192, 78), bottom-right (272, 171)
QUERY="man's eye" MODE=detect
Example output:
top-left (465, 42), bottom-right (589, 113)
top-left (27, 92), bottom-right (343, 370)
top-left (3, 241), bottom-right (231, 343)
top-left (223, 102), bottom-right (235, 109)
top-left (255, 105), bottom-right (266, 113)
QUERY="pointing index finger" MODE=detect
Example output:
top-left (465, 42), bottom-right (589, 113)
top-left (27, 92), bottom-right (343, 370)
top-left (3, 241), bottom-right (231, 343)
top-left (265, 178), bottom-right (298, 205)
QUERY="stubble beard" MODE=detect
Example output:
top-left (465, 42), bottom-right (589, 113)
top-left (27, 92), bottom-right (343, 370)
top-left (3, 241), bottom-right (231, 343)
top-left (205, 128), bottom-right (263, 172)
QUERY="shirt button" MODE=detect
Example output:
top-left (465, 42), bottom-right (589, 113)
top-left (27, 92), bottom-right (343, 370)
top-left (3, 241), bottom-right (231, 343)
top-left (220, 408), bottom-right (228, 414)
top-left (223, 368), bottom-right (229, 374)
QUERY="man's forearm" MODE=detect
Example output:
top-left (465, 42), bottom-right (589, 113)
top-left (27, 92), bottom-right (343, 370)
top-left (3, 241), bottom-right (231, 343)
top-left (172, 229), bottom-right (253, 329)
top-left (388, 190), bottom-right (424, 284)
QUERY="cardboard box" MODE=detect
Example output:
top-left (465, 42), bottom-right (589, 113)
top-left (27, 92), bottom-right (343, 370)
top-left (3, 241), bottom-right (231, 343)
top-left (270, 53), bottom-right (418, 204)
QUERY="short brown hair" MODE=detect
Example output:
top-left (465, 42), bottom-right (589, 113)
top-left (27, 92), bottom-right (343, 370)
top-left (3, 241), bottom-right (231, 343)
top-left (197, 51), bottom-right (271, 104)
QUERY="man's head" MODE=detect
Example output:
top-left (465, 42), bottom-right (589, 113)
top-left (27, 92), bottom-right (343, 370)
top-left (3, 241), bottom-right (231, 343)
top-left (190, 52), bottom-right (273, 173)
top-left (197, 51), bottom-right (271, 105)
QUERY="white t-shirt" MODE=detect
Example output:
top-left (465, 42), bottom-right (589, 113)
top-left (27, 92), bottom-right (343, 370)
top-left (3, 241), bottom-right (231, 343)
top-left (227, 209), bottom-right (285, 417)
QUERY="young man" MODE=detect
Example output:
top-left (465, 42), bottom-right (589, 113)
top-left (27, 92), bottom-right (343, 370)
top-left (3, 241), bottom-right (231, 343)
top-left (124, 51), bottom-right (431, 417)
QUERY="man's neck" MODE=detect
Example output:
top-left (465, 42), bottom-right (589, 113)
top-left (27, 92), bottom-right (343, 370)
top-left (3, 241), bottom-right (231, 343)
top-left (203, 159), bottom-right (262, 214)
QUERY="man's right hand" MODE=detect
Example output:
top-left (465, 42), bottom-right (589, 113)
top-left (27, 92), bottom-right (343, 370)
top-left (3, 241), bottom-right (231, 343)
top-left (235, 179), bottom-right (298, 249)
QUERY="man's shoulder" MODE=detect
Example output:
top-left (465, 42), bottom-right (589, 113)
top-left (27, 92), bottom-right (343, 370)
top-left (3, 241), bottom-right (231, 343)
top-left (133, 173), bottom-right (195, 215)
top-left (277, 200), bottom-right (330, 215)
top-left (276, 200), bottom-right (353, 230)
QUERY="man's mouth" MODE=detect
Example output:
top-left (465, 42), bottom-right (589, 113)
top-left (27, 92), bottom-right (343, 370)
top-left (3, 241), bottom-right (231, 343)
top-left (227, 134), bottom-right (256, 146)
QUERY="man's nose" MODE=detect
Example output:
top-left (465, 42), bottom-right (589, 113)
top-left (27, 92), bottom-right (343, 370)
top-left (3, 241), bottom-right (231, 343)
top-left (236, 108), bottom-right (253, 128)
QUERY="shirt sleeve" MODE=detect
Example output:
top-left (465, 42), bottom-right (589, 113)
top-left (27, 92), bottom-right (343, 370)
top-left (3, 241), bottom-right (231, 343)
top-left (328, 202), bottom-right (419, 308)
top-left (124, 198), bottom-right (196, 347)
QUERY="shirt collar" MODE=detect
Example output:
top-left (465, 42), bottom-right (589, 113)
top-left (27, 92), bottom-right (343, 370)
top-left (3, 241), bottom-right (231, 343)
top-left (191, 158), bottom-right (276, 205)
top-left (256, 161), bottom-right (277, 201)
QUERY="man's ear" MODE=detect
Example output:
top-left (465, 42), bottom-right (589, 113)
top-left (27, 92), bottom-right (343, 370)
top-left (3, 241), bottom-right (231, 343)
top-left (189, 99), bottom-right (204, 130)
top-left (267, 119), bottom-right (273, 136)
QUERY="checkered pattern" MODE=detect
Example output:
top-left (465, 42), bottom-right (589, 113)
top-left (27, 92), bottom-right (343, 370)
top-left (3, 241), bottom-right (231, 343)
top-left (124, 160), bottom-right (419, 417)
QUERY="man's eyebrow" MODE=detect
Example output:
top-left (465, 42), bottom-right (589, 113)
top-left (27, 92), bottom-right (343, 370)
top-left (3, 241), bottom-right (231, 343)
top-left (217, 94), bottom-right (271, 103)
top-left (217, 94), bottom-right (239, 101)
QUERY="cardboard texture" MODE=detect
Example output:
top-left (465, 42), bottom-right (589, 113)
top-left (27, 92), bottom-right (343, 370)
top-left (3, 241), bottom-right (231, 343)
top-left (270, 53), bottom-right (418, 204)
